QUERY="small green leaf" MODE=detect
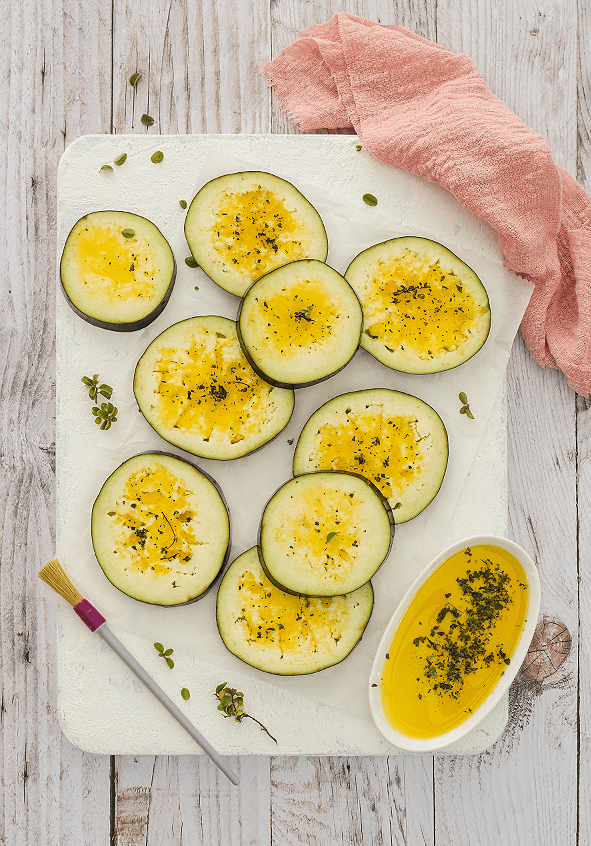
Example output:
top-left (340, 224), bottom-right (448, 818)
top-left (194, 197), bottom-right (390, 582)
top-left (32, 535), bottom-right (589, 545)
top-left (185, 256), bottom-right (198, 268)
top-left (216, 682), bottom-right (227, 695)
top-left (121, 228), bottom-right (135, 239)
top-left (129, 72), bottom-right (141, 87)
top-left (181, 688), bottom-right (190, 700)
top-left (326, 532), bottom-right (338, 542)
top-left (179, 199), bottom-right (187, 209)
top-left (165, 657), bottom-right (174, 669)
top-left (164, 648), bottom-right (173, 656)
top-left (459, 392), bottom-right (468, 404)
top-left (466, 408), bottom-right (475, 419)
top-left (154, 642), bottom-right (164, 653)
top-left (141, 113), bottom-right (155, 126)
top-left (356, 144), bottom-right (362, 151)
top-left (362, 193), bottom-right (378, 206)
top-left (100, 164), bottom-right (113, 172)
top-left (151, 150), bottom-right (164, 163)
top-left (459, 406), bottom-right (467, 414)
top-left (114, 153), bottom-right (127, 166)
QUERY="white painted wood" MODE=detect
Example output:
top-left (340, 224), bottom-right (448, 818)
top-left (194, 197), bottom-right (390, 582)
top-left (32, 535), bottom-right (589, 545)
top-left (434, 1), bottom-right (580, 844)
top-left (0, 0), bottom-right (113, 842)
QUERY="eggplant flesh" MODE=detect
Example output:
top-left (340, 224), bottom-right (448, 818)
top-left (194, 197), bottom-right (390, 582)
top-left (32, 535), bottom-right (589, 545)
top-left (216, 547), bottom-right (374, 675)
top-left (184, 171), bottom-right (328, 297)
top-left (293, 389), bottom-right (448, 524)
top-left (259, 472), bottom-right (393, 597)
top-left (91, 452), bottom-right (230, 605)
top-left (345, 237), bottom-right (490, 373)
top-left (60, 210), bottom-right (176, 331)
top-left (237, 259), bottom-right (362, 388)
top-left (133, 315), bottom-right (295, 460)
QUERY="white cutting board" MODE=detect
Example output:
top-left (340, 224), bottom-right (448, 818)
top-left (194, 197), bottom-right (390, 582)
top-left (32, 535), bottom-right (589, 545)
top-left (55, 135), bottom-right (531, 755)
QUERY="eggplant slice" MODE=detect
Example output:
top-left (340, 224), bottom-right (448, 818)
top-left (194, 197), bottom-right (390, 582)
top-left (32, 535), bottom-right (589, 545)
top-left (134, 315), bottom-right (294, 460)
top-left (216, 547), bottom-right (374, 675)
top-left (60, 210), bottom-right (176, 331)
top-left (345, 237), bottom-right (490, 373)
top-left (259, 472), bottom-right (393, 597)
top-left (91, 452), bottom-right (230, 605)
top-left (184, 171), bottom-right (328, 297)
top-left (293, 389), bottom-right (448, 524)
top-left (237, 259), bottom-right (363, 388)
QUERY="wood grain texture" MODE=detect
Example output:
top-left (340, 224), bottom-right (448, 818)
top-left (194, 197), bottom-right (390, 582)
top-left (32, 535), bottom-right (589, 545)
top-left (434, 0), bottom-right (580, 842)
top-left (1, 0), bottom-right (112, 843)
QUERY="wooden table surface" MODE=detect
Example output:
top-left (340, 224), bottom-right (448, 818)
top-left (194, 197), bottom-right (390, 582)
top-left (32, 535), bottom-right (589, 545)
top-left (2, 0), bottom-right (589, 843)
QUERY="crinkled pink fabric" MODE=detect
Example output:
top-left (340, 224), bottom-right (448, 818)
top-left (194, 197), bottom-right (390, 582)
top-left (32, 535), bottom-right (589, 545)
top-left (263, 13), bottom-right (591, 394)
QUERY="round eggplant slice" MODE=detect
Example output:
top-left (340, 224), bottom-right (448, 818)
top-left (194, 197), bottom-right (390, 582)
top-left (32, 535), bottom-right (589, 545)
top-left (184, 171), bottom-right (328, 297)
top-left (60, 211), bottom-right (176, 331)
top-left (237, 259), bottom-right (363, 388)
top-left (91, 452), bottom-right (230, 605)
top-left (134, 315), bottom-right (294, 460)
top-left (216, 547), bottom-right (374, 675)
top-left (259, 472), bottom-right (393, 597)
top-left (293, 389), bottom-right (448, 524)
top-left (345, 237), bottom-right (490, 373)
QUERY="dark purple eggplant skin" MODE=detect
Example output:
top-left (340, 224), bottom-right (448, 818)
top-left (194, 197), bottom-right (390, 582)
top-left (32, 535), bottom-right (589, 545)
top-left (236, 261), bottom-right (363, 390)
top-left (256, 470), bottom-right (394, 598)
top-left (60, 212), bottom-right (176, 332)
top-left (133, 316), bottom-right (295, 461)
top-left (91, 450), bottom-right (231, 606)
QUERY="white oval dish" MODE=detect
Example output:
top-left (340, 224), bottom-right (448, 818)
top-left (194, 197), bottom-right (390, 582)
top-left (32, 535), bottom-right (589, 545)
top-left (368, 535), bottom-right (541, 752)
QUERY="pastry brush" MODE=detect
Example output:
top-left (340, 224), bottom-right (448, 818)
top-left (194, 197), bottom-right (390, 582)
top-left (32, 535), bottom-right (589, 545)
top-left (39, 558), bottom-right (239, 785)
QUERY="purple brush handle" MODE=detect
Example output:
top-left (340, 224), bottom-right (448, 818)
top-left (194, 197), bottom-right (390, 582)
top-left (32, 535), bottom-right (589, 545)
top-left (72, 600), bottom-right (239, 785)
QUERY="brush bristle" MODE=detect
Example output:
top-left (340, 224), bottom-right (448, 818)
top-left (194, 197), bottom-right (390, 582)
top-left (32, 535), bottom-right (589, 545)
top-left (38, 559), bottom-right (84, 606)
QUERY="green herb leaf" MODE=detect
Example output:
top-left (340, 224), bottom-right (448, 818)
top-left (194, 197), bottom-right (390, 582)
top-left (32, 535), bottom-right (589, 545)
top-left (164, 648), bottom-right (173, 656)
top-left (151, 150), bottom-right (164, 163)
top-left (466, 408), bottom-right (475, 419)
top-left (215, 682), bottom-right (278, 743)
top-left (100, 164), bottom-right (113, 172)
top-left (165, 657), bottom-right (174, 669)
top-left (121, 228), bottom-right (135, 239)
top-left (141, 113), bottom-right (155, 126)
top-left (179, 199), bottom-right (187, 209)
top-left (154, 642), bottom-right (164, 653)
top-left (459, 406), bottom-right (466, 414)
top-left (129, 72), bottom-right (141, 87)
top-left (459, 392), bottom-right (468, 404)
top-left (326, 532), bottom-right (338, 542)
top-left (114, 153), bottom-right (127, 166)
top-left (356, 144), bottom-right (362, 151)
top-left (185, 256), bottom-right (198, 268)
top-left (363, 193), bottom-right (378, 206)
top-left (181, 688), bottom-right (190, 700)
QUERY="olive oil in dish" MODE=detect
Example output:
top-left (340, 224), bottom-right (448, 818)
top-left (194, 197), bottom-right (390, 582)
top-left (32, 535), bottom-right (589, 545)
top-left (379, 544), bottom-right (529, 740)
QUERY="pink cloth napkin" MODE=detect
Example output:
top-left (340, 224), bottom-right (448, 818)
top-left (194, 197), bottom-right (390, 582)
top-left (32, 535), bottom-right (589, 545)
top-left (263, 13), bottom-right (591, 394)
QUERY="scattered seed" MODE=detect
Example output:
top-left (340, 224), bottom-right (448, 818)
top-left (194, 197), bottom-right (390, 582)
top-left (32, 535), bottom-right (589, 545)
top-left (121, 228), bottom-right (135, 238)
top-left (185, 256), bottom-right (198, 268)
top-left (141, 113), bottom-right (155, 126)
top-left (129, 72), bottom-right (141, 87)
top-left (179, 199), bottom-right (187, 209)
top-left (363, 193), bottom-right (378, 206)
top-left (181, 688), bottom-right (191, 700)
top-left (151, 151), bottom-right (164, 163)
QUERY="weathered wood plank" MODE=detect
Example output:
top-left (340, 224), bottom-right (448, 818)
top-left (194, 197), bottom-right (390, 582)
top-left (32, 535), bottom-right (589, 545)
top-left (433, 0), bottom-right (580, 841)
top-left (0, 0), bottom-right (113, 843)
top-left (113, 0), bottom-right (271, 135)
top-left (113, 755), bottom-right (271, 846)
top-left (269, 756), bottom-right (434, 846)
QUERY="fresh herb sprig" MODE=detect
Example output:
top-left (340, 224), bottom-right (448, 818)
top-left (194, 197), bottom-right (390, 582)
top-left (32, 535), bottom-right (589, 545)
top-left (154, 642), bottom-right (175, 668)
top-left (81, 374), bottom-right (113, 402)
top-left (92, 402), bottom-right (118, 430)
top-left (215, 682), bottom-right (278, 744)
